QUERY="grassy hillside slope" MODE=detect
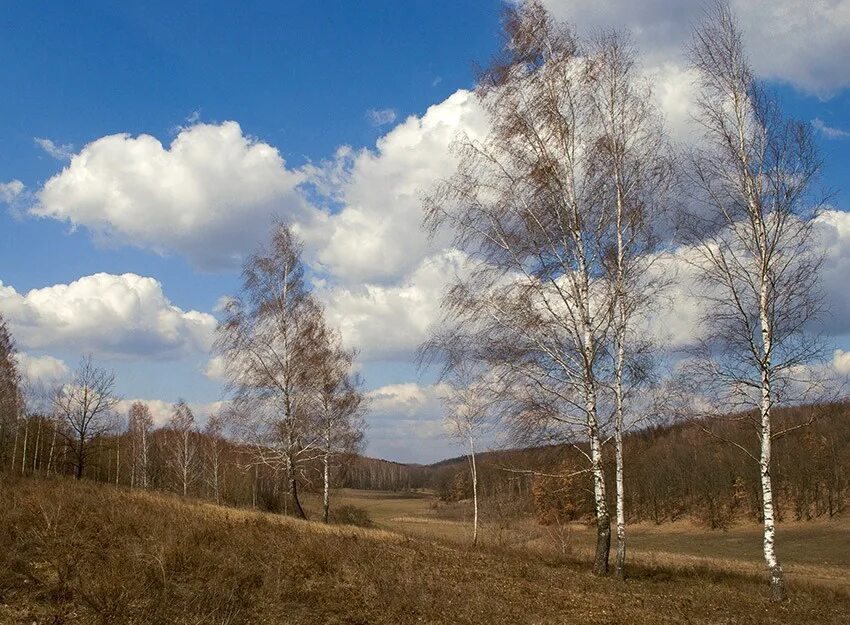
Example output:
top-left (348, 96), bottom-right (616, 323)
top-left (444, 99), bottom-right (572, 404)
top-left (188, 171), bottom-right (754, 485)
top-left (300, 488), bottom-right (850, 594)
top-left (1, 476), bottom-right (847, 625)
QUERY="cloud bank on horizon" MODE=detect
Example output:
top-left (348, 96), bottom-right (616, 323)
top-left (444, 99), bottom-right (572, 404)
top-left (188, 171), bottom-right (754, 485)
top-left (1, 0), bottom-right (849, 462)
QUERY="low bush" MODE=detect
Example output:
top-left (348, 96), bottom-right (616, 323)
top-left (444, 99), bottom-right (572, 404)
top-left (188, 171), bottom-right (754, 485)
top-left (329, 504), bottom-right (374, 528)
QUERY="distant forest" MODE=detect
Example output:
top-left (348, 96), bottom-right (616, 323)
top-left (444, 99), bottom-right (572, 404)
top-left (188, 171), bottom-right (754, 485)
top-left (345, 401), bottom-right (849, 528)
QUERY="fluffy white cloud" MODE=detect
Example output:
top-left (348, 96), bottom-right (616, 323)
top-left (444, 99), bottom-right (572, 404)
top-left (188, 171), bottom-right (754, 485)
top-left (815, 210), bottom-right (850, 336)
top-left (641, 209), bottom-right (850, 350)
top-left (300, 90), bottom-right (489, 284)
top-left (0, 273), bottom-right (216, 360)
top-left (319, 249), bottom-right (470, 361)
top-left (16, 82), bottom-right (700, 290)
top-left (365, 382), bottom-right (454, 462)
top-left (640, 63), bottom-right (701, 145)
top-left (30, 122), bottom-right (312, 270)
top-left (833, 349), bottom-right (850, 375)
top-left (14, 353), bottom-right (70, 386)
top-left (639, 249), bottom-right (707, 349)
top-left (203, 355), bottom-right (228, 381)
top-left (540, 0), bottom-right (850, 96)
top-left (0, 180), bottom-right (24, 203)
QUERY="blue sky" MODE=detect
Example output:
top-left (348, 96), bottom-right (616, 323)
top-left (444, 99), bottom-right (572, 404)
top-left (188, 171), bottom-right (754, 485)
top-left (1, 1), bottom-right (849, 462)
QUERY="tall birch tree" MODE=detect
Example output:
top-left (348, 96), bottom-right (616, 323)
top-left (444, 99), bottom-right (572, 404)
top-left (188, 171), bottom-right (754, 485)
top-left (685, 2), bottom-right (826, 601)
top-left (203, 413), bottom-right (227, 504)
top-left (0, 315), bottom-right (22, 471)
top-left (588, 31), bottom-right (673, 579)
top-left (304, 313), bottom-right (366, 523)
top-left (215, 221), bottom-right (319, 519)
top-left (424, 1), bottom-right (616, 575)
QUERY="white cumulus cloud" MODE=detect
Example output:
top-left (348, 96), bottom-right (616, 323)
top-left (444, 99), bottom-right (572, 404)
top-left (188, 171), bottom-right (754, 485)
top-left (833, 349), bottom-right (850, 376)
top-left (301, 90), bottom-right (489, 284)
top-left (14, 353), bottom-right (71, 386)
top-left (116, 398), bottom-right (228, 426)
top-left (540, 0), bottom-right (850, 96)
top-left (319, 249), bottom-right (471, 361)
top-left (365, 382), bottom-right (453, 462)
top-left (30, 121), bottom-right (312, 270)
top-left (0, 273), bottom-right (216, 360)
top-left (638, 209), bottom-right (850, 350)
top-left (0, 180), bottom-right (25, 203)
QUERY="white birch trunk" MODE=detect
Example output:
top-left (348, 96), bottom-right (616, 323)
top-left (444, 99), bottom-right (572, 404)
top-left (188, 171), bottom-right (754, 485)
top-left (141, 426), bottom-right (148, 489)
top-left (322, 415), bottom-right (331, 523)
top-left (323, 451), bottom-right (330, 523)
top-left (182, 430), bottom-right (189, 497)
top-left (469, 433), bottom-right (479, 547)
top-left (613, 173), bottom-right (628, 580)
top-left (32, 418), bottom-right (42, 473)
top-left (11, 415), bottom-right (19, 474)
top-left (759, 276), bottom-right (786, 601)
top-left (46, 424), bottom-right (56, 476)
top-left (577, 228), bottom-right (610, 577)
top-left (587, 375), bottom-right (610, 576)
top-left (20, 417), bottom-right (28, 475)
top-left (211, 446), bottom-right (220, 504)
top-left (614, 340), bottom-right (626, 580)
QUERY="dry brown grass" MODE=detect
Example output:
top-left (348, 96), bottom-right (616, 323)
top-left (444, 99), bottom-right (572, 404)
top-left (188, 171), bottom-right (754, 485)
top-left (322, 489), bottom-right (850, 593)
top-left (1, 476), bottom-right (848, 625)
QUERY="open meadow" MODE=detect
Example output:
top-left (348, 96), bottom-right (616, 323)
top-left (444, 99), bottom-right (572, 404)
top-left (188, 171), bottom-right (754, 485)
top-left (303, 488), bottom-right (850, 595)
top-left (2, 476), bottom-right (849, 625)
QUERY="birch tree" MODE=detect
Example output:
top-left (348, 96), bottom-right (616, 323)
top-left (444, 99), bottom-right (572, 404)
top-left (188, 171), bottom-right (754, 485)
top-left (424, 1), bottom-right (616, 575)
top-left (215, 221), bottom-right (319, 519)
top-left (53, 356), bottom-right (119, 479)
top-left (440, 363), bottom-right (493, 546)
top-left (588, 31), bottom-right (673, 579)
top-left (684, 2), bottom-right (827, 601)
top-left (20, 380), bottom-right (53, 475)
top-left (304, 313), bottom-right (366, 523)
top-left (128, 401), bottom-right (153, 488)
top-left (166, 399), bottom-right (199, 497)
top-left (203, 413), bottom-right (226, 504)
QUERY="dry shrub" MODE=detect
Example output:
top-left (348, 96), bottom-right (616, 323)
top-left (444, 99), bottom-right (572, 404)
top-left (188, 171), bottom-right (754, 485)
top-left (328, 505), bottom-right (373, 528)
top-left (531, 459), bottom-right (589, 526)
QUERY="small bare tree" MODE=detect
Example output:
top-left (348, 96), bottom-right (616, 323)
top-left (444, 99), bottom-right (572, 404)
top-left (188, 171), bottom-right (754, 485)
top-left (215, 222), bottom-right (320, 519)
top-left (128, 401), bottom-right (153, 488)
top-left (166, 399), bottom-right (199, 497)
top-left (203, 413), bottom-right (227, 504)
top-left (304, 312), bottom-right (366, 523)
top-left (53, 356), bottom-right (119, 480)
top-left (684, 2), bottom-right (828, 601)
top-left (440, 363), bottom-right (493, 546)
